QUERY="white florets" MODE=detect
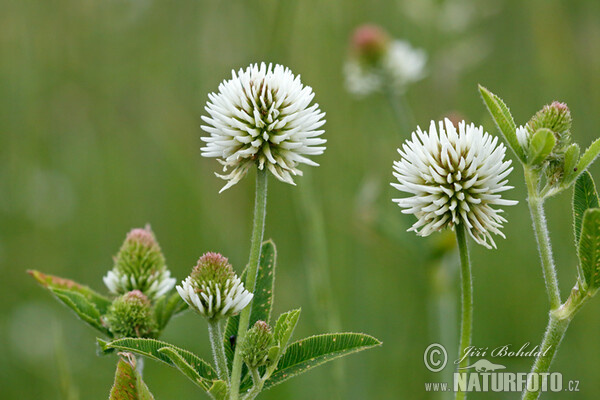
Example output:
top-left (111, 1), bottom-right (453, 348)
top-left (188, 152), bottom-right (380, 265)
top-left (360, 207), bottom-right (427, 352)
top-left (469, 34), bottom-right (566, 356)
top-left (201, 62), bottom-right (326, 192)
top-left (104, 269), bottom-right (175, 300)
top-left (345, 40), bottom-right (427, 96)
top-left (176, 275), bottom-right (253, 320)
top-left (391, 118), bottom-right (518, 248)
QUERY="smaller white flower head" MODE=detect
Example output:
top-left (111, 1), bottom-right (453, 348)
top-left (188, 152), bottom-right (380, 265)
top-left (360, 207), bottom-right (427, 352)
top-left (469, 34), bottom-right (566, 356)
top-left (391, 119), bottom-right (518, 248)
top-left (345, 39), bottom-right (427, 97)
top-left (176, 252), bottom-right (253, 320)
top-left (103, 227), bottom-right (175, 300)
top-left (516, 125), bottom-right (529, 151)
top-left (201, 63), bottom-right (326, 192)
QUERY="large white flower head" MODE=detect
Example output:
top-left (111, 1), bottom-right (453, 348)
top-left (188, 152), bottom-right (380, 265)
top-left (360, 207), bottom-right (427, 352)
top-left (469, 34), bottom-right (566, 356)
top-left (103, 227), bottom-right (175, 300)
top-left (344, 25), bottom-right (426, 97)
top-left (176, 252), bottom-right (253, 321)
top-left (391, 119), bottom-right (518, 249)
top-left (201, 62), bottom-right (326, 192)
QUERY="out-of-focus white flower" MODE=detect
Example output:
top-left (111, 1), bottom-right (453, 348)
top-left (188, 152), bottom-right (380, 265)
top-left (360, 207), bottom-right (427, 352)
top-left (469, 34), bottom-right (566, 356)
top-left (176, 252), bottom-right (253, 320)
top-left (344, 25), bottom-right (426, 97)
top-left (201, 63), bottom-right (326, 192)
top-left (391, 119), bottom-right (518, 248)
top-left (103, 227), bottom-right (175, 300)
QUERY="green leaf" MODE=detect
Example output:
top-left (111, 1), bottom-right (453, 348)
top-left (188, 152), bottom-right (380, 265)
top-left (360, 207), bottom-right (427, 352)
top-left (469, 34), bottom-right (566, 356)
top-left (103, 338), bottom-right (217, 382)
top-left (264, 333), bottom-right (381, 390)
top-left (576, 137), bottom-right (600, 177)
top-left (51, 288), bottom-right (111, 336)
top-left (154, 292), bottom-right (188, 331)
top-left (224, 240), bottom-right (277, 367)
top-left (527, 128), bottom-right (555, 165)
top-left (478, 85), bottom-right (526, 163)
top-left (573, 172), bottom-right (599, 246)
top-left (273, 309), bottom-right (301, 353)
top-left (562, 144), bottom-right (580, 183)
top-left (109, 356), bottom-right (155, 400)
top-left (157, 347), bottom-right (212, 391)
top-left (208, 380), bottom-right (228, 400)
top-left (28, 270), bottom-right (112, 314)
top-left (578, 208), bottom-right (600, 291)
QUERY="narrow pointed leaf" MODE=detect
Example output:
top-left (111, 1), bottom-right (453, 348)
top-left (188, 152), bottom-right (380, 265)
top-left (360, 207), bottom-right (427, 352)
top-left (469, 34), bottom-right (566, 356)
top-left (103, 338), bottom-right (217, 381)
top-left (478, 85), bottom-right (526, 162)
top-left (562, 144), bottom-right (580, 183)
top-left (573, 172), bottom-right (599, 246)
top-left (273, 309), bottom-right (301, 353)
top-left (527, 128), bottom-right (555, 165)
top-left (224, 240), bottom-right (277, 367)
top-left (157, 347), bottom-right (211, 391)
top-left (578, 208), bottom-right (600, 290)
top-left (264, 333), bottom-right (381, 390)
top-left (109, 356), bottom-right (155, 400)
top-left (51, 288), bottom-right (111, 336)
top-left (576, 137), bottom-right (600, 177)
top-left (28, 270), bottom-right (112, 314)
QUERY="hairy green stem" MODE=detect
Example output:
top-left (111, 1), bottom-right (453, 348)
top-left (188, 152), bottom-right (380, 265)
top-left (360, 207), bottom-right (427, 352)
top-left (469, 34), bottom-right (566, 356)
top-left (455, 224), bottom-right (472, 400)
top-left (525, 168), bottom-right (561, 309)
top-left (522, 311), bottom-right (570, 399)
top-left (208, 320), bottom-right (229, 382)
top-left (230, 167), bottom-right (268, 400)
top-left (242, 368), bottom-right (264, 400)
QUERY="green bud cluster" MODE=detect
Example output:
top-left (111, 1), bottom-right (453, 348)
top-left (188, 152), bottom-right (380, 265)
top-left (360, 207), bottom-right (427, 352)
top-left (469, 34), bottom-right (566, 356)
top-left (240, 320), bottom-right (275, 368)
top-left (104, 290), bottom-right (157, 338)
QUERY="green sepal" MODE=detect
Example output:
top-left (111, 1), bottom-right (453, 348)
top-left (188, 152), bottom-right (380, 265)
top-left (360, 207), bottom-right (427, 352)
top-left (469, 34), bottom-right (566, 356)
top-left (109, 355), bottom-right (155, 400)
top-left (527, 128), bottom-right (556, 165)
top-left (573, 172), bottom-right (599, 246)
top-left (478, 85), bottom-right (526, 163)
top-left (578, 208), bottom-right (600, 291)
top-left (263, 333), bottom-right (381, 390)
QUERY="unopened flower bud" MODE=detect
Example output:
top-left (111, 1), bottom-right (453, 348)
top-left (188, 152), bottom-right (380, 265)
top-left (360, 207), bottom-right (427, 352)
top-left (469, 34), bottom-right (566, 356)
top-left (103, 226), bottom-right (175, 299)
top-left (240, 320), bottom-right (274, 368)
top-left (105, 290), bottom-right (157, 338)
top-left (526, 101), bottom-right (572, 155)
top-left (351, 24), bottom-right (391, 65)
top-left (176, 252), bottom-right (253, 321)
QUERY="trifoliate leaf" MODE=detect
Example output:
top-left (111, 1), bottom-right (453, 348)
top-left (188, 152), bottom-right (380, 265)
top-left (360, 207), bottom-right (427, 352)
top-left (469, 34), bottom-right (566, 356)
top-left (273, 309), bottom-right (301, 353)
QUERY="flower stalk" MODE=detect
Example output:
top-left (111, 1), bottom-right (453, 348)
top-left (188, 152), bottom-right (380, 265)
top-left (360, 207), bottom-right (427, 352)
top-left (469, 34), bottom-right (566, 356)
top-left (524, 168), bottom-right (561, 309)
top-left (208, 320), bottom-right (229, 382)
top-left (455, 223), bottom-right (472, 400)
top-left (230, 167), bottom-right (269, 400)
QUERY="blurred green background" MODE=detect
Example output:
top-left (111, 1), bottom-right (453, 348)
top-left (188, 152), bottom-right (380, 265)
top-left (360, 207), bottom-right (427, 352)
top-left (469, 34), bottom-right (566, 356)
top-left (2, 0), bottom-right (600, 398)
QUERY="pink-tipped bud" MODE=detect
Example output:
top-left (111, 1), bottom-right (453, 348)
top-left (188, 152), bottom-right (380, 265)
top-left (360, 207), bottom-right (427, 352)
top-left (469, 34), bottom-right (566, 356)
top-left (351, 24), bottom-right (390, 63)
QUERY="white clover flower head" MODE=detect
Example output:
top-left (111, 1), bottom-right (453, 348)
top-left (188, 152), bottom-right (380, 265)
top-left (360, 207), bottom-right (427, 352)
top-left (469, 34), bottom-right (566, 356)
top-left (103, 227), bottom-right (176, 300)
top-left (516, 125), bottom-right (530, 151)
top-left (201, 62), bottom-right (327, 192)
top-left (344, 38), bottom-right (426, 97)
top-left (391, 119), bottom-right (518, 249)
top-left (176, 252), bottom-right (253, 320)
